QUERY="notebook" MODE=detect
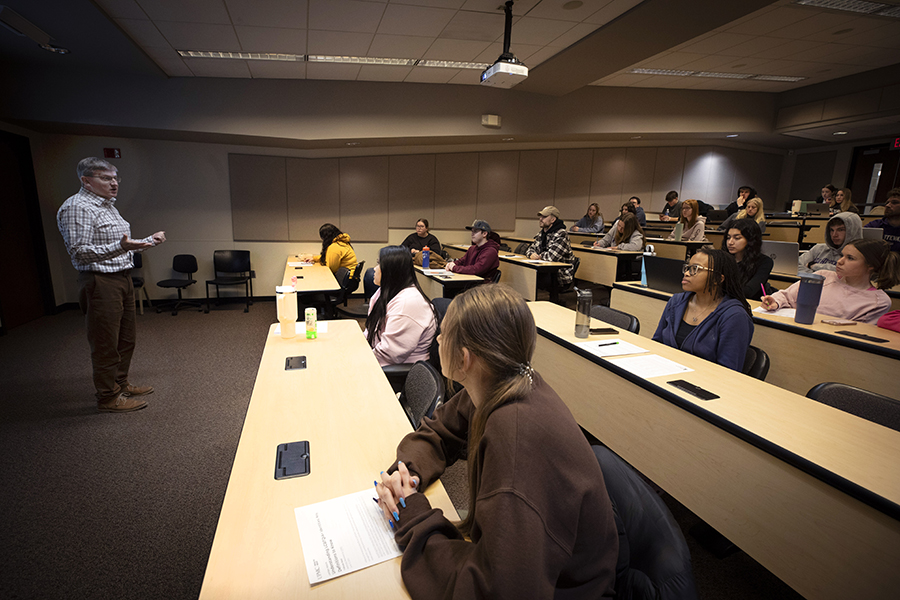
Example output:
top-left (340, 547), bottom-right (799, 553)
top-left (761, 240), bottom-right (799, 275)
top-left (642, 255), bottom-right (685, 294)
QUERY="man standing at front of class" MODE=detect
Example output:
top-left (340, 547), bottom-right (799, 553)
top-left (58, 157), bottom-right (166, 413)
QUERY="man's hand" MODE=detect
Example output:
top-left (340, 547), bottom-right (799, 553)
top-left (151, 231), bottom-right (166, 245)
top-left (572, 226), bottom-right (580, 232)
top-left (121, 235), bottom-right (153, 251)
top-left (410, 248), bottom-right (419, 255)
top-left (445, 261), bottom-right (455, 272)
top-left (529, 253), bottom-right (541, 260)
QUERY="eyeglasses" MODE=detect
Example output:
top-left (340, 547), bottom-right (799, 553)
top-left (682, 263), bottom-right (713, 277)
top-left (89, 174), bottom-right (121, 183)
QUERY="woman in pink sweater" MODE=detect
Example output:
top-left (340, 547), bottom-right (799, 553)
top-left (364, 246), bottom-right (437, 366)
top-left (761, 239), bottom-right (900, 324)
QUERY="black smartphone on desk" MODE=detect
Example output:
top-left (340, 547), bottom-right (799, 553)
top-left (668, 379), bottom-right (719, 401)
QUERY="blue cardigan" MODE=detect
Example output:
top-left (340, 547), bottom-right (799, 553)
top-left (652, 293), bottom-right (754, 372)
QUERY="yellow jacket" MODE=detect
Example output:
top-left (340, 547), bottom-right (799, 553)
top-left (314, 233), bottom-right (358, 274)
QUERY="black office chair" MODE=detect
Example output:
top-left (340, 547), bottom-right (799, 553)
top-left (592, 445), bottom-right (699, 600)
top-left (498, 242), bottom-right (511, 252)
top-left (335, 262), bottom-right (370, 319)
top-left (590, 305), bottom-right (640, 334)
top-left (324, 267), bottom-right (351, 319)
top-left (515, 242), bottom-right (531, 255)
top-left (343, 261), bottom-right (365, 305)
top-left (156, 254), bottom-right (202, 316)
top-left (205, 250), bottom-right (252, 313)
top-left (489, 269), bottom-right (502, 284)
top-left (741, 345), bottom-right (770, 381)
top-left (131, 252), bottom-right (152, 315)
top-left (398, 361), bottom-right (445, 429)
top-left (806, 383), bottom-right (900, 432)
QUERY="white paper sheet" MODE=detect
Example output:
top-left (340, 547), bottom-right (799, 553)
top-left (576, 338), bottom-right (648, 358)
top-left (288, 261), bottom-right (314, 267)
top-left (753, 306), bottom-right (796, 318)
top-left (295, 488), bottom-right (401, 585)
top-left (273, 321), bottom-right (328, 335)
top-left (607, 354), bottom-right (693, 378)
top-left (275, 285), bottom-right (295, 293)
top-left (422, 269), bottom-right (448, 276)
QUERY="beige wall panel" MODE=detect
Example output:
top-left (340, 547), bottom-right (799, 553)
top-left (554, 149), bottom-right (593, 221)
top-left (339, 156), bottom-right (389, 242)
top-left (650, 147), bottom-right (686, 213)
top-left (706, 148), bottom-right (737, 207)
top-left (286, 157), bottom-right (340, 242)
top-left (622, 147), bottom-right (658, 207)
top-left (790, 151), bottom-right (837, 202)
top-left (732, 149), bottom-right (785, 210)
top-left (477, 151), bottom-right (518, 232)
top-left (388, 154), bottom-right (435, 229)
top-left (776, 101), bottom-right (825, 129)
top-left (681, 147), bottom-right (714, 204)
top-left (589, 148), bottom-right (627, 223)
top-left (435, 153), bottom-right (478, 230)
top-left (516, 150), bottom-right (557, 219)
top-left (229, 154), bottom-right (288, 241)
top-left (822, 90), bottom-right (881, 122)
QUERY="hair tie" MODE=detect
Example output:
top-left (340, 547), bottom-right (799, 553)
top-left (517, 362), bottom-right (534, 387)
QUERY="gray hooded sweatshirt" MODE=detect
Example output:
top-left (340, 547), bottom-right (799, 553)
top-left (798, 212), bottom-right (863, 274)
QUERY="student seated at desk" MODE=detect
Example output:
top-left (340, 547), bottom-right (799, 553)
top-left (722, 219), bottom-right (773, 300)
top-left (830, 188), bottom-right (859, 215)
top-left (798, 212), bottom-right (862, 274)
top-left (653, 248), bottom-right (753, 371)
top-left (311, 223), bottom-right (357, 274)
top-left (718, 197), bottom-right (766, 235)
top-left (725, 186), bottom-right (757, 216)
top-left (763, 239), bottom-right (900, 324)
top-left (864, 187), bottom-right (900, 253)
top-left (593, 212), bottom-right (644, 251)
top-left (402, 218), bottom-right (443, 257)
top-left (629, 196), bottom-right (647, 227)
top-left (364, 246), bottom-right (437, 367)
top-left (445, 219), bottom-right (500, 279)
top-left (527, 206), bottom-right (576, 289)
top-left (375, 284), bottom-right (618, 600)
top-left (570, 202), bottom-right (604, 233)
top-left (666, 199), bottom-right (708, 242)
top-left (660, 190), bottom-right (681, 222)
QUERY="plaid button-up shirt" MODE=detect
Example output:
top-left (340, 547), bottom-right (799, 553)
top-left (57, 188), bottom-right (154, 273)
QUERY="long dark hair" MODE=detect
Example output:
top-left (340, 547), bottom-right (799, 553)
top-left (365, 246), bottom-right (436, 347)
top-left (721, 219), bottom-right (763, 288)
top-left (849, 239), bottom-right (900, 290)
top-left (440, 284), bottom-right (536, 536)
top-left (696, 247), bottom-right (751, 315)
top-left (318, 223), bottom-right (349, 266)
top-left (615, 212), bottom-right (644, 246)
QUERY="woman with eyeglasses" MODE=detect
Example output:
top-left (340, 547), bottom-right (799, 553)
top-left (653, 248), bottom-right (753, 371)
top-left (401, 218), bottom-right (443, 257)
top-left (374, 284), bottom-right (618, 599)
top-left (666, 199), bottom-right (707, 242)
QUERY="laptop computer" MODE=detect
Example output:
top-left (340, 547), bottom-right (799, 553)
top-left (862, 227), bottom-right (884, 240)
top-left (706, 209), bottom-right (728, 223)
top-left (761, 240), bottom-right (799, 275)
top-left (805, 203), bottom-right (829, 216)
top-left (642, 255), bottom-right (685, 294)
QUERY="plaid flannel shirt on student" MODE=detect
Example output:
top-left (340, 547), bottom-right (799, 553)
top-left (527, 229), bottom-right (575, 287)
top-left (57, 188), bottom-right (154, 272)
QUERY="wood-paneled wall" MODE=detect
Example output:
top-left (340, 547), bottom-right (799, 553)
top-left (230, 145), bottom-right (784, 241)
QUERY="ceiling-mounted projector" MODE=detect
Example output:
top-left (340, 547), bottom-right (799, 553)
top-left (481, 1), bottom-right (527, 89)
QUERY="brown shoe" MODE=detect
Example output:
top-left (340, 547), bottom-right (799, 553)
top-left (121, 383), bottom-right (154, 397)
top-left (98, 394), bottom-right (148, 413)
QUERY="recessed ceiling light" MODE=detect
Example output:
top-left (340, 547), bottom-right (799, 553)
top-left (794, 0), bottom-right (899, 18)
top-left (502, 137), bottom-right (515, 141)
top-left (752, 75), bottom-right (806, 82)
top-left (562, 1), bottom-right (584, 9)
top-left (726, 134), bottom-right (739, 138)
top-left (695, 71), bottom-right (753, 79)
top-left (346, 142), bottom-right (360, 146)
top-left (833, 131), bottom-right (848, 135)
top-left (630, 68), bottom-right (694, 76)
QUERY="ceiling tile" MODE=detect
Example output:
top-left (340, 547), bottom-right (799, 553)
top-left (460, 0), bottom-right (539, 15)
top-left (135, 0), bottom-right (231, 24)
top-left (592, 73), bottom-right (654, 87)
top-left (547, 21), bottom-right (600, 49)
top-left (717, 36), bottom-right (791, 58)
top-left (627, 75), bottom-right (693, 88)
top-left (95, 0), bottom-right (148, 20)
top-left (447, 68), bottom-right (482, 85)
top-left (718, 57), bottom-right (780, 73)
top-left (638, 52), bottom-right (708, 70)
top-left (506, 16), bottom-right (575, 46)
top-left (308, 0), bottom-right (386, 33)
top-left (584, 0), bottom-right (644, 26)
top-left (677, 54), bottom-right (743, 72)
top-left (424, 38), bottom-right (491, 61)
top-left (368, 34), bottom-right (434, 57)
top-left (153, 57), bottom-right (194, 76)
top-left (523, 45), bottom-right (562, 67)
top-left (392, 0), bottom-right (466, 8)
top-left (225, 0), bottom-right (308, 29)
top-left (235, 26), bottom-right (307, 54)
top-left (305, 62), bottom-right (362, 80)
top-left (528, 0), bottom-right (616, 23)
top-left (767, 12), bottom-right (848, 40)
top-left (830, 46), bottom-right (898, 67)
top-left (679, 32), bottom-right (755, 55)
top-left (117, 18), bottom-right (171, 48)
top-left (156, 21), bottom-right (241, 51)
top-left (357, 64), bottom-right (414, 81)
top-left (439, 10), bottom-right (506, 42)
top-left (142, 45), bottom-right (180, 61)
top-left (787, 42), bottom-right (845, 62)
top-left (749, 39), bottom-right (819, 60)
top-left (804, 15), bottom-right (885, 42)
top-left (404, 66), bottom-right (459, 83)
top-left (726, 6), bottom-right (809, 36)
top-left (378, 4), bottom-right (456, 37)
top-left (183, 57), bottom-right (252, 77)
top-left (308, 30), bottom-right (374, 55)
top-left (247, 59), bottom-right (307, 78)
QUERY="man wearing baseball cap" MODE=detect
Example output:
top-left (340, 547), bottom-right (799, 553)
top-left (526, 206), bottom-right (575, 289)
top-left (445, 219), bottom-right (500, 280)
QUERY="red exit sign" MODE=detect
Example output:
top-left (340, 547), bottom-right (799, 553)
top-left (893, 137), bottom-right (900, 150)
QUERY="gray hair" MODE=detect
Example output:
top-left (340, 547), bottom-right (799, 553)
top-left (77, 157), bottom-right (114, 179)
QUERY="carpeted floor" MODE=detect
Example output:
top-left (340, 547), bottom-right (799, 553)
top-left (0, 298), bottom-right (801, 599)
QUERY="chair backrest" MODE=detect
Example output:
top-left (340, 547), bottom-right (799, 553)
top-left (172, 254), bottom-right (198, 277)
top-left (593, 445), bottom-right (698, 600)
top-left (515, 241), bottom-right (531, 255)
top-left (807, 383), bottom-right (900, 432)
top-left (490, 269), bottom-right (502, 284)
top-left (571, 256), bottom-right (581, 277)
top-left (741, 345), bottom-right (770, 381)
top-left (346, 261), bottom-right (365, 294)
top-left (213, 250), bottom-right (250, 275)
top-left (399, 361), bottom-right (445, 429)
top-left (427, 298), bottom-right (452, 371)
top-left (498, 242), bottom-right (511, 252)
top-left (590, 305), bottom-right (640, 334)
top-left (331, 267), bottom-right (351, 302)
top-left (363, 266), bottom-right (378, 300)
top-left (132, 252), bottom-right (143, 269)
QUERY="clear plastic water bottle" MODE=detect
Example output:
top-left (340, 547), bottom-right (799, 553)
top-left (575, 288), bottom-right (592, 338)
top-left (422, 246), bottom-right (430, 269)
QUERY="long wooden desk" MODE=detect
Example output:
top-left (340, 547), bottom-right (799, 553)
top-left (529, 301), bottom-right (900, 600)
top-left (199, 320), bottom-right (458, 599)
top-left (444, 244), bottom-right (570, 302)
top-left (644, 238), bottom-right (709, 261)
top-left (501, 235), bottom-right (640, 287)
top-left (413, 265), bottom-right (483, 299)
top-left (282, 255), bottom-right (341, 292)
top-left (609, 281), bottom-right (900, 399)
top-left (769, 272), bottom-right (900, 311)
